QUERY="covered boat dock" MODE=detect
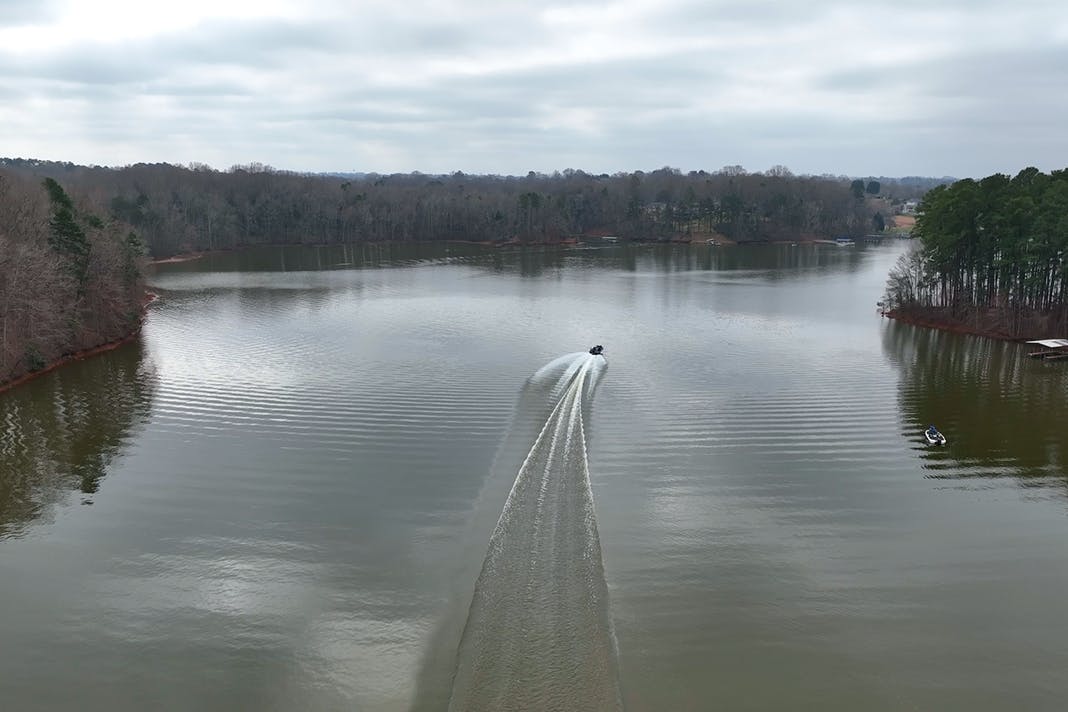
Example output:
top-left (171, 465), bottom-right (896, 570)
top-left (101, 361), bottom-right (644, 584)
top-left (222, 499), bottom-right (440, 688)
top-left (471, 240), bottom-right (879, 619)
top-left (1025, 339), bottom-right (1068, 360)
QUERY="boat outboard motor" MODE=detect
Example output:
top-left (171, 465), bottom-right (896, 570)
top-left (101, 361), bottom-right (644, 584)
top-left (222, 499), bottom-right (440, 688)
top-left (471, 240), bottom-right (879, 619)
top-left (589, 345), bottom-right (604, 356)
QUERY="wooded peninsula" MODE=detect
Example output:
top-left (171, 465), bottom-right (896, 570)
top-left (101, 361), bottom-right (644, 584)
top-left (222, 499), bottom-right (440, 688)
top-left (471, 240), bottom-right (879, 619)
top-left (884, 167), bottom-right (1068, 339)
top-left (1, 171), bottom-right (146, 390)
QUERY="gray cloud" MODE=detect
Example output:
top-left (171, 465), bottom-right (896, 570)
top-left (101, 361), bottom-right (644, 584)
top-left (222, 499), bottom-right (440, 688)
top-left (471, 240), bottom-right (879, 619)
top-left (0, 0), bottom-right (57, 24)
top-left (2, 0), bottom-right (1066, 177)
top-left (4, 18), bottom-right (348, 85)
top-left (916, 45), bottom-right (1068, 104)
top-left (650, 0), bottom-right (825, 32)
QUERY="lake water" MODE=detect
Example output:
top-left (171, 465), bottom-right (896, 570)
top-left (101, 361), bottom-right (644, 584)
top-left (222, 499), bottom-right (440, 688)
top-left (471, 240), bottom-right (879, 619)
top-left (2, 241), bottom-right (1067, 711)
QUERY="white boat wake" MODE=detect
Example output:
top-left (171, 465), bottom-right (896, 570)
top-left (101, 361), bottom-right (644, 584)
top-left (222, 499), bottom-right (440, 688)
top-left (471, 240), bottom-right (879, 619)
top-left (448, 350), bottom-right (622, 711)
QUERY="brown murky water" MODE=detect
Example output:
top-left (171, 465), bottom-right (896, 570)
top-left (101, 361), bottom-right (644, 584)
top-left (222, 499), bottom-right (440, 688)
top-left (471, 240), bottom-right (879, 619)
top-left (2, 241), bottom-right (1067, 711)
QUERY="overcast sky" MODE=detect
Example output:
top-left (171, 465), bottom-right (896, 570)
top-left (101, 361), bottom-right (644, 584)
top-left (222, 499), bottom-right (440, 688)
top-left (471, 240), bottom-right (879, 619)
top-left (2, 0), bottom-right (1066, 178)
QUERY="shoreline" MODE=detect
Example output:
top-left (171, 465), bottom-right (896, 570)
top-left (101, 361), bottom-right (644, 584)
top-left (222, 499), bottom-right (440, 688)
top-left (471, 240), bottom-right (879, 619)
top-left (883, 307), bottom-right (1060, 343)
top-left (147, 233), bottom-right (898, 264)
top-left (0, 292), bottom-right (158, 396)
top-left (150, 250), bottom-right (226, 264)
top-left (150, 253), bottom-right (206, 264)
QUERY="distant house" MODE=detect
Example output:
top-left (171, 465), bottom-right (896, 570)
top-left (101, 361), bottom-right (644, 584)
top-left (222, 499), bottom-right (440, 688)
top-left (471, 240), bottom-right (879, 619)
top-left (900, 199), bottom-right (920, 215)
top-left (642, 202), bottom-right (667, 216)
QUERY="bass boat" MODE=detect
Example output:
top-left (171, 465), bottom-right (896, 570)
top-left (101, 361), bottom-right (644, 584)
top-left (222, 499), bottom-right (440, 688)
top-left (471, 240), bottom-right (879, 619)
top-left (924, 425), bottom-right (947, 446)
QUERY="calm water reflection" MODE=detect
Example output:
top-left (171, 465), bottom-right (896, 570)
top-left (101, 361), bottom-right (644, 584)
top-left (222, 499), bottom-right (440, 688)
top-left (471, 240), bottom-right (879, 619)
top-left (1, 241), bottom-right (1067, 711)
top-left (0, 343), bottom-right (155, 538)
top-left (885, 322), bottom-right (1068, 485)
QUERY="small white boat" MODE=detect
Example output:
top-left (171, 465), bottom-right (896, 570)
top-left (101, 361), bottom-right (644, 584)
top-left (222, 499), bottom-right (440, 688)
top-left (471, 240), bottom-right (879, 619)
top-left (924, 426), bottom-right (946, 445)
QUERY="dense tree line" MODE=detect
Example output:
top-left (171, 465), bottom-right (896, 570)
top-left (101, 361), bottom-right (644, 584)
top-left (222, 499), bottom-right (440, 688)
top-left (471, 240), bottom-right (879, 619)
top-left (0, 159), bottom-right (894, 257)
top-left (0, 170), bottom-right (146, 386)
top-left (884, 167), bottom-right (1068, 337)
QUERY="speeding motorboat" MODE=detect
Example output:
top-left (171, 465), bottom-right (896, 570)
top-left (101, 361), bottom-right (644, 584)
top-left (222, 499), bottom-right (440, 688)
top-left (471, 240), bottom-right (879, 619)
top-left (924, 425), bottom-right (946, 446)
top-left (589, 345), bottom-right (604, 356)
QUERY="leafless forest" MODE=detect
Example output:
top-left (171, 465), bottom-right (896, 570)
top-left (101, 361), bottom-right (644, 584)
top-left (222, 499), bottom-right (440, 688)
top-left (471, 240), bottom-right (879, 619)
top-left (1, 158), bottom-right (938, 386)
top-left (0, 171), bottom-right (146, 386)
top-left (1, 159), bottom-right (934, 257)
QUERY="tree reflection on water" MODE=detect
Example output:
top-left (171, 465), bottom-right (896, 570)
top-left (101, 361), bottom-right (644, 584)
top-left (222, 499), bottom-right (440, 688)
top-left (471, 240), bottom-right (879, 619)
top-left (884, 320), bottom-right (1068, 488)
top-left (0, 341), bottom-right (155, 538)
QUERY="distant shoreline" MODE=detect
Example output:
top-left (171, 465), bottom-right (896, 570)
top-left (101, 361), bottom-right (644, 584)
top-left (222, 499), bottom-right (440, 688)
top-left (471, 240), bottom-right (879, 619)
top-left (151, 253), bottom-right (206, 264)
top-left (147, 233), bottom-right (902, 263)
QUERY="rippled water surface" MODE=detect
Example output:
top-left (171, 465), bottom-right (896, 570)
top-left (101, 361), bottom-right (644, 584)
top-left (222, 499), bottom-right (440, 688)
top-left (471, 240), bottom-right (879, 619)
top-left (2, 242), bottom-right (1068, 711)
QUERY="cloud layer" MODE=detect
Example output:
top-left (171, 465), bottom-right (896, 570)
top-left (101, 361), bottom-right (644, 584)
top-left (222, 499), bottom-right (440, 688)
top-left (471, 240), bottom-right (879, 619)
top-left (2, 0), bottom-right (1066, 177)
